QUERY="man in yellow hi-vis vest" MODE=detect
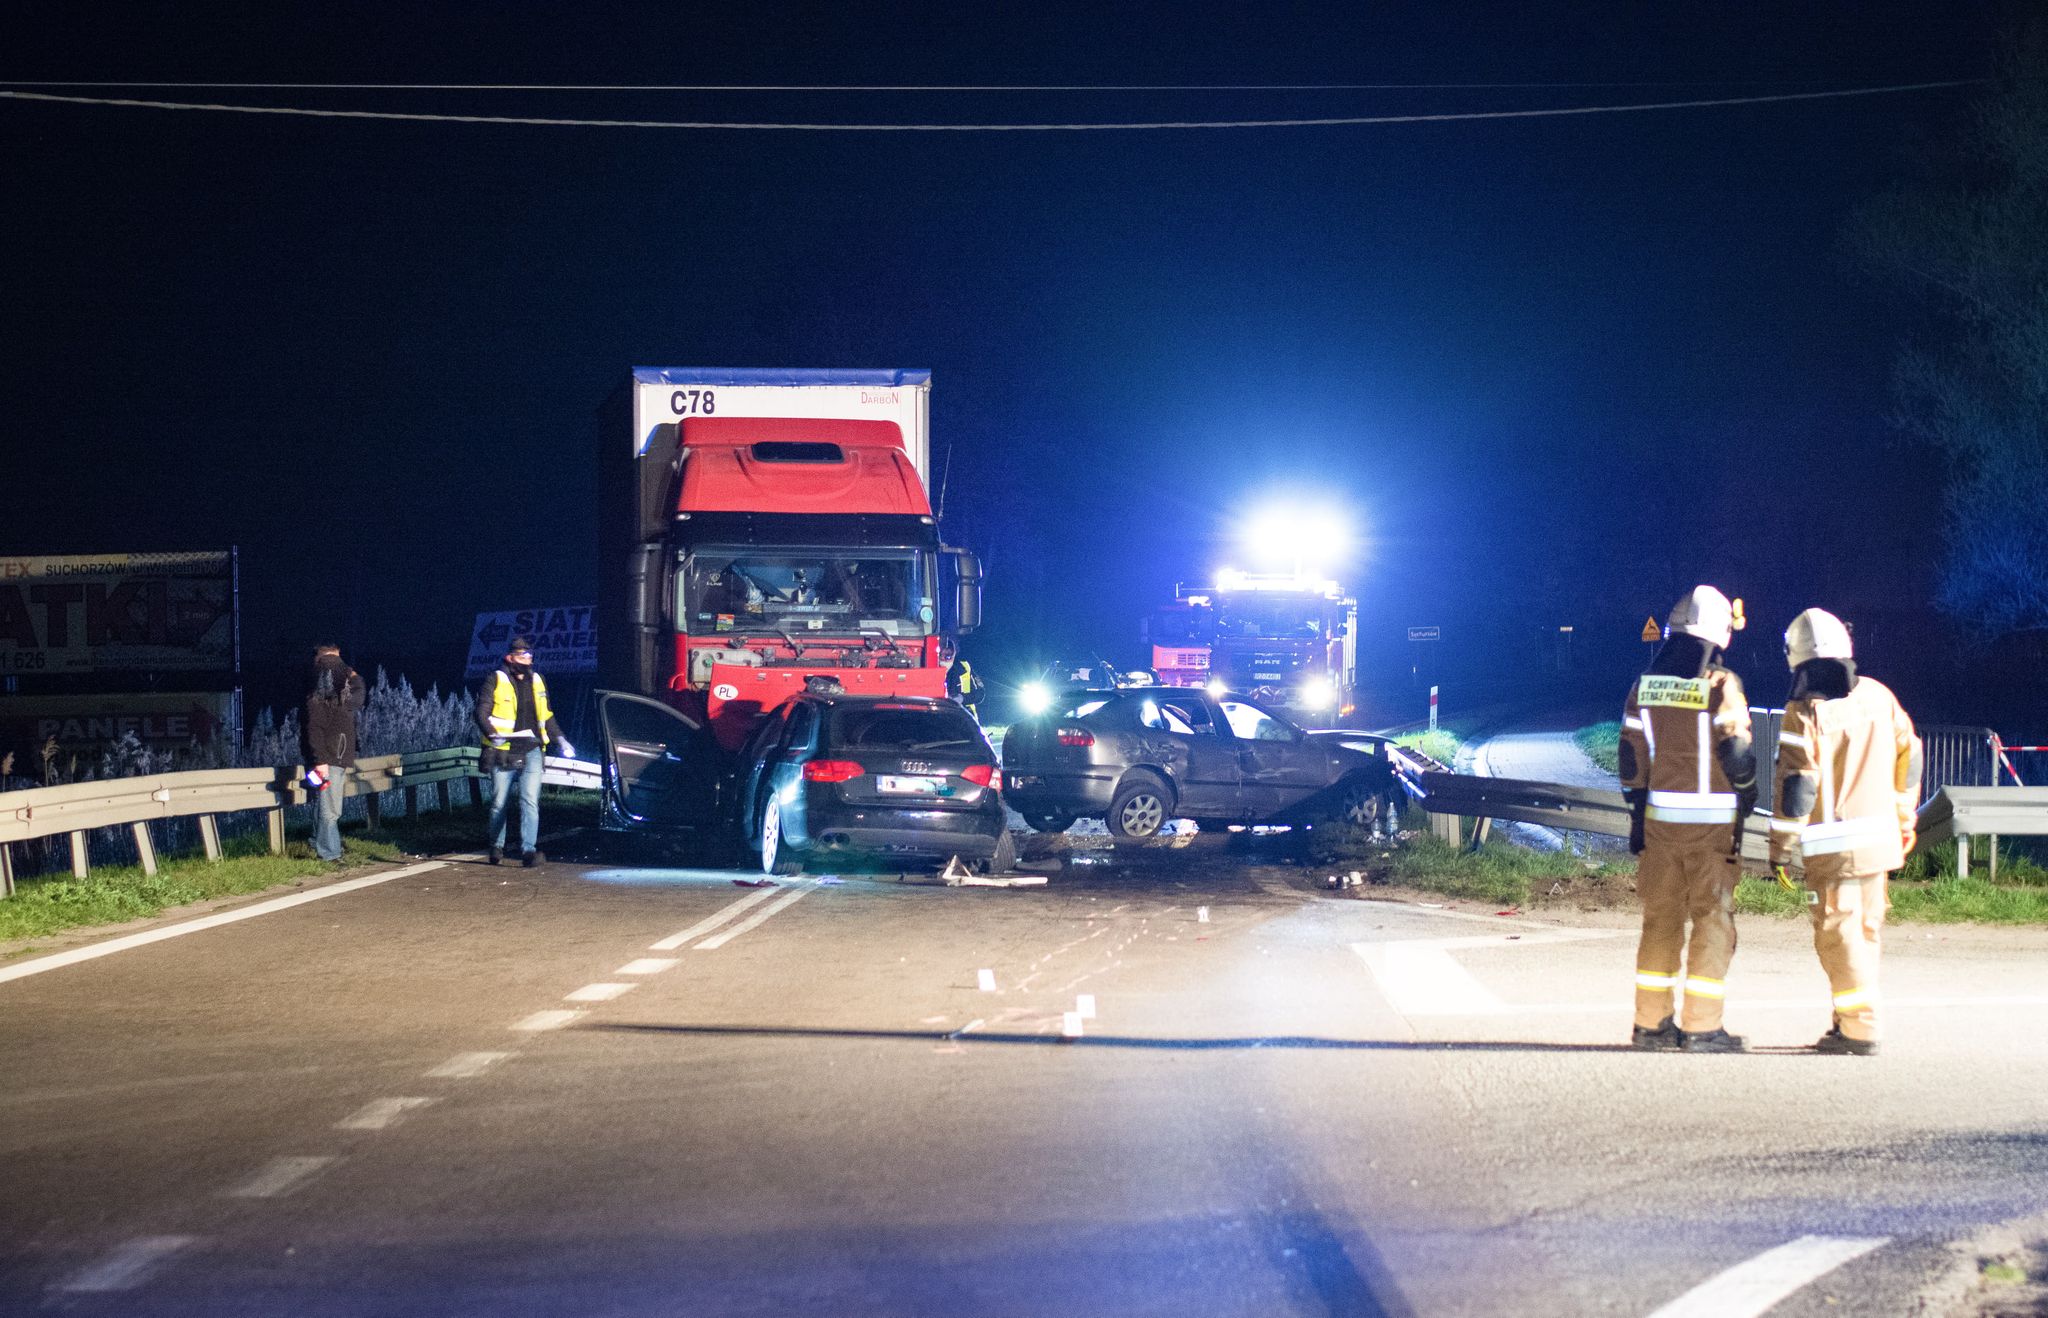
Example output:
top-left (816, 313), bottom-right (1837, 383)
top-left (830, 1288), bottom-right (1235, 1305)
top-left (1618, 586), bottom-right (1757, 1054)
top-left (1769, 608), bottom-right (1921, 1056)
top-left (474, 635), bottom-right (573, 866)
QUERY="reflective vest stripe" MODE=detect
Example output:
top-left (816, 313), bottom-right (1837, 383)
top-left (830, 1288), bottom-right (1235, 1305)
top-left (1635, 971), bottom-right (1679, 991)
top-left (1832, 986), bottom-right (1875, 1010)
top-left (1696, 711), bottom-right (1710, 795)
top-left (1683, 976), bottom-right (1726, 999)
top-left (1778, 731), bottom-right (1810, 750)
top-left (1800, 815), bottom-right (1893, 857)
top-left (1645, 789), bottom-right (1738, 824)
top-left (486, 672), bottom-right (552, 751)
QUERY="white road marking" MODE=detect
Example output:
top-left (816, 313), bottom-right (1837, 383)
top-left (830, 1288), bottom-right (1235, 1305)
top-left (1061, 1011), bottom-right (1084, 1038)
top-left (0, 862), bottom-right (447, 986)
top-left (615, 958), bottom-right (680, 976)
top-left (1646, 1235), bottom-right (1888, 1318)
top-left (1197, 905), bottom-right (1210, 923)
top-left (977, 968), bottom-right (998, 991)
top-left (511, 1009), bottom-right (584, 1032)
top-left (336, 1097), bottom-right (435, 1130)
top-left (55, 1235), bottom-right (198, 1293)
top-left (565, 982), bottom-right (635, 1002)
top-left (426, 1051), bottom-right (515, 1079)
top-left (648, 887), bottom-right (781, 950)
top-left (695, 881), bottom-right (819, 950)
top-left (1076, 994), bottom-right (1097, 1019)
top-left (1353, 942), bottom-right (1504, 1016)
top-left (444, 851), bottom-right (488, 862)
top-left (223, 1155), bottom-right (335, 1200)
top-left (948, 1018), bottom-right (985, 1039)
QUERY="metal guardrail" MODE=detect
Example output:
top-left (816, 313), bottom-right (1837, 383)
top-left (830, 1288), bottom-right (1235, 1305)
top-left (1406, 768), bottom-right (2047, 879)
top-left (0, 748), bottom-right (602, 896)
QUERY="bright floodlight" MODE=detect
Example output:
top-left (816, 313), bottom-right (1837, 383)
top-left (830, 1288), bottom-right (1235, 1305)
top-left (1244, 508), bottom-right (1348, 576)
top-left (1019, 681), bottom-right (1054, 716)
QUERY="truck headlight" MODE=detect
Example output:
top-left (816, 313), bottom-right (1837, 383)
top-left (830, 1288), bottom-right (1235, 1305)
top-left (1299, 676), bottom-right (1335, 710)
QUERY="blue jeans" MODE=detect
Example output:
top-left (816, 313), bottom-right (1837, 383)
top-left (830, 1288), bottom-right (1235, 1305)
top-left (313, 765), bottom-right (347, 861)
top-left (489, 747), bottom-right (544, 854)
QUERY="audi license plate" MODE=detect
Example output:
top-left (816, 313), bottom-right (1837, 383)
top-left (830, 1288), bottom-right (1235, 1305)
top-left (877, 775), bottom-right (950, 796)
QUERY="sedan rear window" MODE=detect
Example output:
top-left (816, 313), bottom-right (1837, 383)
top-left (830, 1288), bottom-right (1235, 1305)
top-left (830, 706), bottom-right (985, 752)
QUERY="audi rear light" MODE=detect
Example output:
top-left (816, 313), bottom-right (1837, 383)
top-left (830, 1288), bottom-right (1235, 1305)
top-left (1055, 727), bottom-right (1094, 748)
top-left (802, 760), bottom-right (865, 783)
top-left (962, 764), bottom-right (1001, 790)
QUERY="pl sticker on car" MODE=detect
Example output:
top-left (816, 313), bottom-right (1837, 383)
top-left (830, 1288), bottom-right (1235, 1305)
top-left (712, 683), bottom-right (739, 701)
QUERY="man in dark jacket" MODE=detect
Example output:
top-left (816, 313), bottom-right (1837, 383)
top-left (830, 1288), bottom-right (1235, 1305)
top-left (475, 635), bottom-right (573, 866)
top-left (302, 644), bottom-right (366, 862)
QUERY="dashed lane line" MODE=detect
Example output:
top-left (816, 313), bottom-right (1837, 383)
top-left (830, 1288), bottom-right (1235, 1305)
top-left (648, 887), bottom-right (781, 950)
top-left (425, 1051), bottom-right (516, 1079)
top-left (54, 1236), bottom-right (199, 1293)
top-left (565, 982), bottom-right (636, 1002)
top-left (336, 1097), bottom-right (436, 1131)
top-left (0, 861), bottom-right (448, 986)
top-left (511, 1009), bottom-right (584, 1032)
top-left (615, 958), bottom-right (680, 975)
top-left (694, 880), bottom-right (821, 950)
top-left (222, 1156), bottom-right (336, 1200)
top-left (1645, 1235), bottom-right (1888, 1318)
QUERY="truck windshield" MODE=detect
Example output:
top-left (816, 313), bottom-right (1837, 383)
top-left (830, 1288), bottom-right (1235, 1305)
top-left (682, 549), bottom-right (930, 637)
top-left (1217, 597), bottom-right (1325, 638)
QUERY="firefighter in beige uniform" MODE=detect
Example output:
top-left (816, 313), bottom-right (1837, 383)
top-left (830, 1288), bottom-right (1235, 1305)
top-left (1619, 586), bottom-right (1757, 1053)
top-left (1769, 608), bottom-right (1921, 1057)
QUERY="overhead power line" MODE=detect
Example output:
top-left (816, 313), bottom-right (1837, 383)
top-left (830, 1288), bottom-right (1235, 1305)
top-left (0, 78), bottom-right (1968, 92)
top-left (0, 80), bottom-right (1982, 132)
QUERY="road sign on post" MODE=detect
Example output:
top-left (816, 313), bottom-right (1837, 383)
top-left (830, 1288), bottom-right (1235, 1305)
top-left (1640, 616), bottom-right (1662, 644)
top-left (1429, 684), bottom-right (1439, 732)
top-left (1407, 626), bottom-right (1441, 643)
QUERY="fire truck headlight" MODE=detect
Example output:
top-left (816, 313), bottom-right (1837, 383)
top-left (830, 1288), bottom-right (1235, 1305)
top-left (1299, 676), bottom-right (1335, 710)
top-left (1019, 682), bottom-right (1054, 716)
top-left (1206, 678), bottom-right (1229, 698)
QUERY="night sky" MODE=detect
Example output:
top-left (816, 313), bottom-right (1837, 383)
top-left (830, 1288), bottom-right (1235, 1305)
top-left (0, 2), bottom-right (2019, 720)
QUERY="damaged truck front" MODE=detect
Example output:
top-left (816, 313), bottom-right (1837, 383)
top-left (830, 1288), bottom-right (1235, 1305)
top-left (596, 369), bottom-right (982, 853)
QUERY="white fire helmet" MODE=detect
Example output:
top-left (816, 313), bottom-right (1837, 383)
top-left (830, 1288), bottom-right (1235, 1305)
top-left (1784, 607), bottom-right (1854, 669)
top-left (1665, 585), bottom-right (1745, 651)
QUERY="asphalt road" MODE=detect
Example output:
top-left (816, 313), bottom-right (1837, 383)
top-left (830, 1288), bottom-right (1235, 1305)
top-left (3, 837), bottom-right (2045, 1316)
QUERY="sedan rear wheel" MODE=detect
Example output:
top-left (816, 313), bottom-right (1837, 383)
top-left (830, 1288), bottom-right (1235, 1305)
top-left (1107, 778), bottom-right (1169, 840)
top-left (760, 796), bottom-right (802, 876)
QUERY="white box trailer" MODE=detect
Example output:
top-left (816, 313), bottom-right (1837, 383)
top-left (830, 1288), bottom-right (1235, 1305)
top-left (626, 367), bottom-right (932, 486)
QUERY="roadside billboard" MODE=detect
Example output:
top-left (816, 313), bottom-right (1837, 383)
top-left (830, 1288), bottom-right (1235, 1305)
top-left (465, 606), bottom-right (598, 679)
top-left (0, 552), bottom-right (235, 676)
top-left (0, 691), bottom-right (236, 758)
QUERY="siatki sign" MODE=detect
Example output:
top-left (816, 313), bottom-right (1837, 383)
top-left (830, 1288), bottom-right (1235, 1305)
top-left (0, 552), bottom-right (235, 676)
top-left (465, 606), bottom-right (598, 679)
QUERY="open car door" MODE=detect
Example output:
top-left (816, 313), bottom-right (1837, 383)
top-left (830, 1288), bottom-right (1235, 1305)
top-left (596, 690), bottom-right (722, 835)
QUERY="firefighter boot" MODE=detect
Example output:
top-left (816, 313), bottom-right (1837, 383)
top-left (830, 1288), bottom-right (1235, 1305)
top-left (488, 847), bottom-right (503, 866)
top-left (1679, 1028), bottom-right (1747, 1054)
top-left (1631, 1017), bottom-right (1682, 1051)
top-left (1813, 1024), bottom-right (1880, 1057)
top-left (523, 849), bottom-right (544, 868)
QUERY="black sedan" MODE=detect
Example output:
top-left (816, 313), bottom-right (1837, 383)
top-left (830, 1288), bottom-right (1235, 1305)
top-left (734, 694), bottom-right (1014, 875)
top-left (1002, 688), bottom-right (1396, 838)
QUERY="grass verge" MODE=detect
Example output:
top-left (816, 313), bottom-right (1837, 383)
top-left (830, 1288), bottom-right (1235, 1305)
top-left (1393, 728), bottom-right (1463, 766)
top-left (0, 788), bottom-right (602, 948)
top-left (1371, 826), bottom-right (2048, 925)
top-left (1574, 721), bottom-right (1621, 775)
top-left (0, 833), bottom-right (406, 945)
top-left (1377, 833), bottom-right (1635, 908)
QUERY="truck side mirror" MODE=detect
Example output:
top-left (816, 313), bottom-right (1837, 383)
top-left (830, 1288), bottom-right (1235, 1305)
top-left (941, 546), bottom-right (983, 634)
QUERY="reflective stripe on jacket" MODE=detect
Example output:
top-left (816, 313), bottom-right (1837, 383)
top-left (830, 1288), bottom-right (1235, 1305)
top-left (1771, 676), bottom-right (1920, 880)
